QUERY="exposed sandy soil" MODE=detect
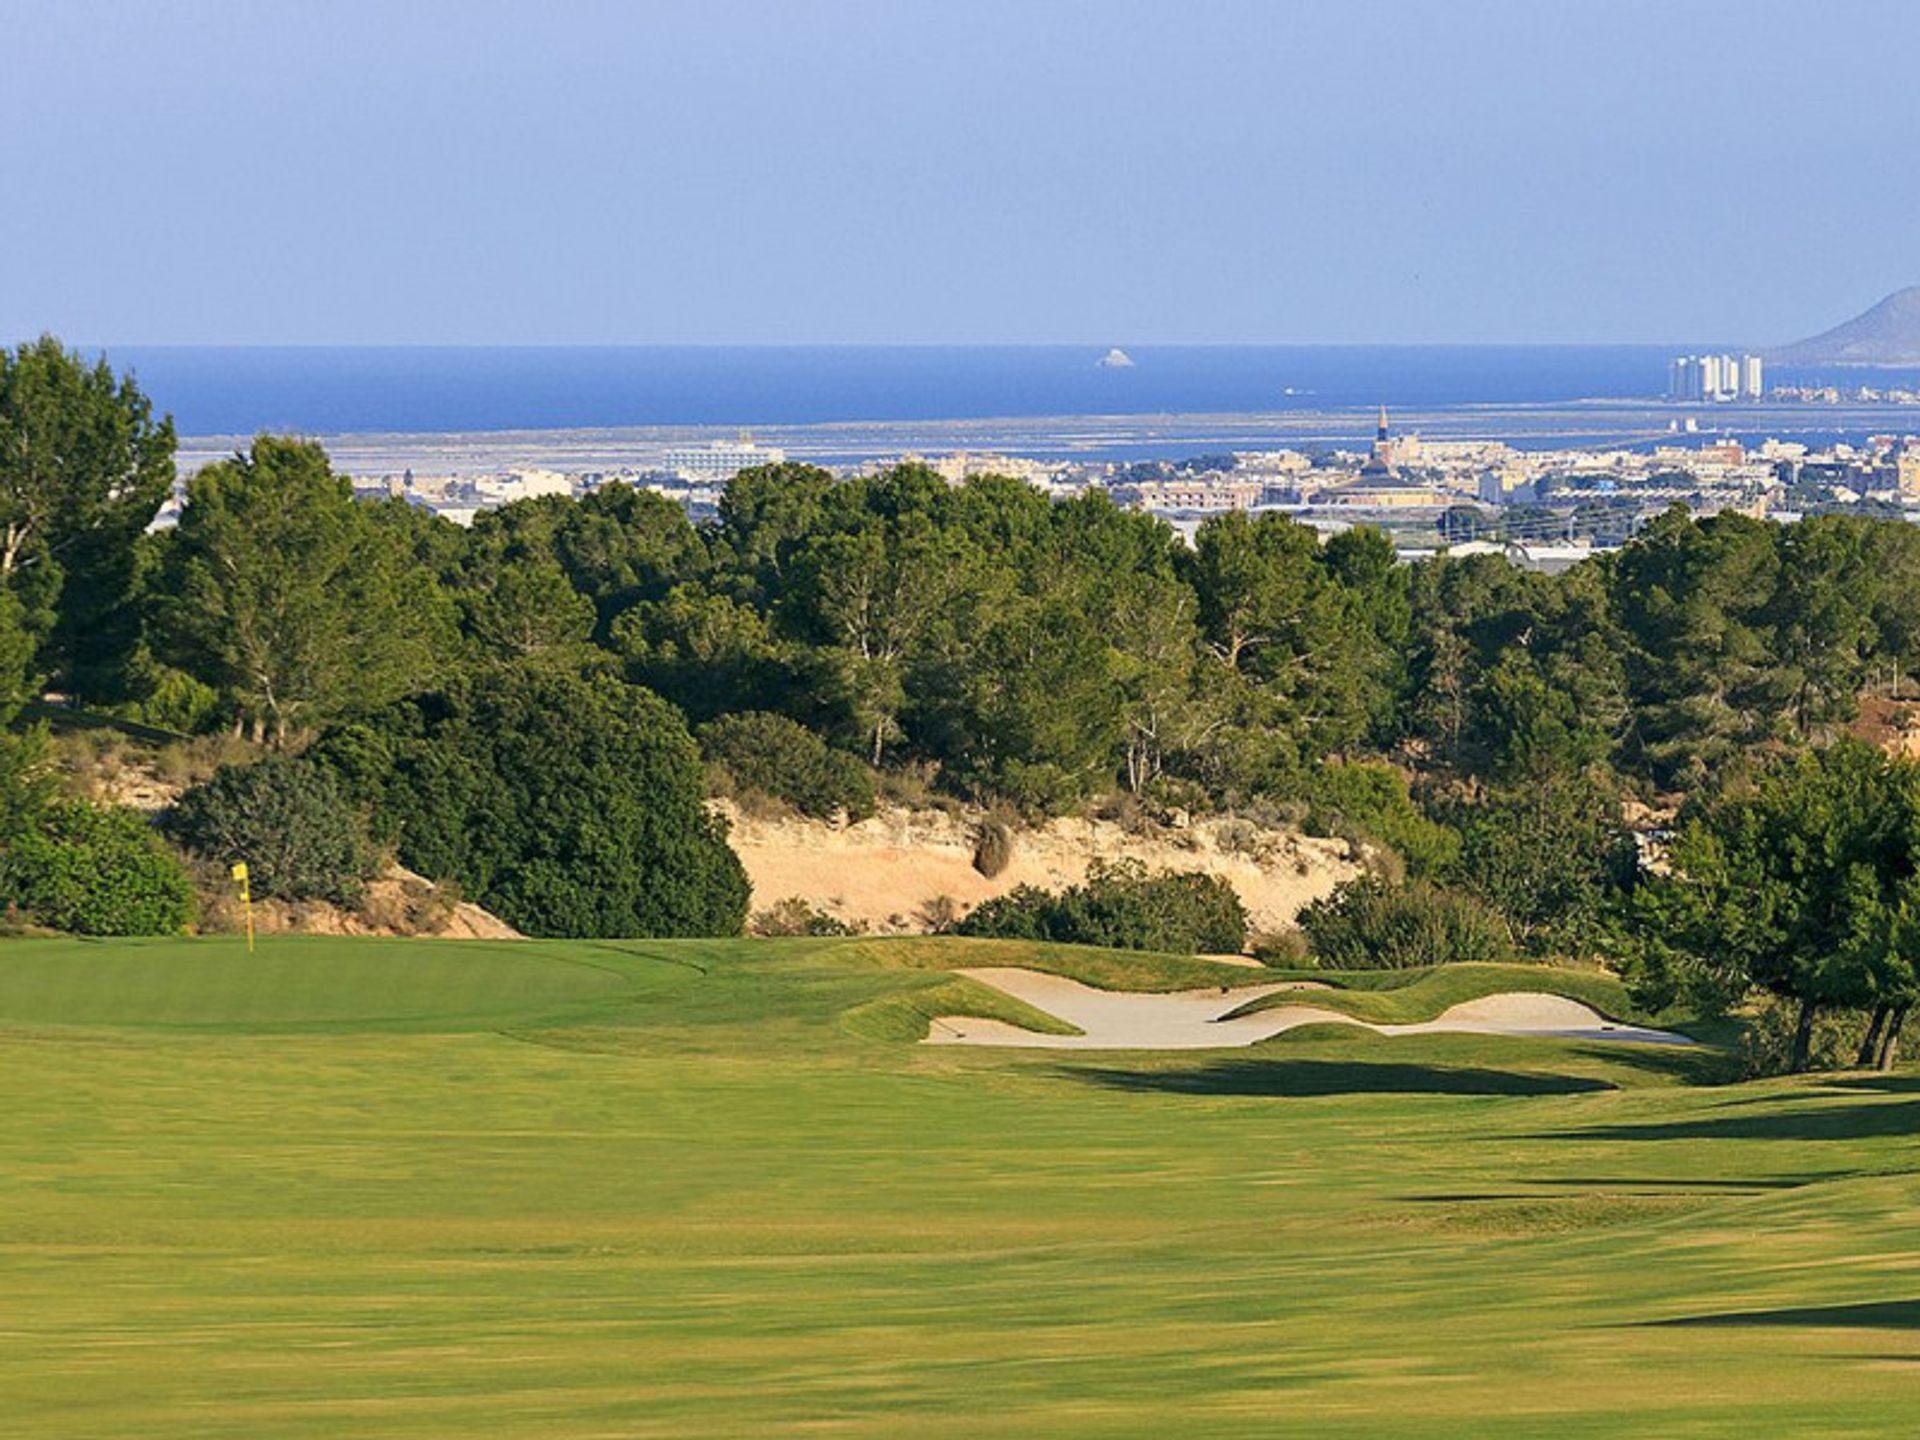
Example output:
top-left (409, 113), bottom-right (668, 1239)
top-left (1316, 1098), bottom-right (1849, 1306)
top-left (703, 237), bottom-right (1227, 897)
top-left (716, 801), bottom-right (1361, 936)
top-left (1852, 694), bottom-right (1920, 760)
top-left (924, 967), bottom-right (1693, 1050)
top-left (211, 865), bottom-right (522, 940)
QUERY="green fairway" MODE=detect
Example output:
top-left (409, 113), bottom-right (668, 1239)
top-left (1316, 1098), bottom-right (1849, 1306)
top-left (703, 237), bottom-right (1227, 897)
top-left (3, 934), bottom-right (1918, 1437)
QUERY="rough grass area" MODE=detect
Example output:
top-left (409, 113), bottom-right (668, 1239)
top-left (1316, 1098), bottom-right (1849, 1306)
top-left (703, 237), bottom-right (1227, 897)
top-left (0, 932), bottom-right (1914, 1438)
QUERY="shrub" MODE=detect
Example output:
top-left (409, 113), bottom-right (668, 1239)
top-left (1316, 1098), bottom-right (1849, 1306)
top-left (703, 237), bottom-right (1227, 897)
top-left (698, 711), bottom-right (876, 821)
top-left (357, 872), bottom-right (464, 936)
top-left (3, 801), bottom-right (195, 935)
top-left (1450, 777), bottom-right (1634, 955)
top-left (750, 896), bottom-right (862, 937)
top-left (971, 819), bottom-right (1014, 878)
top-left (956, 860), bottom-right (1248, 954)
top-left (314, 666), bottom-right (749, 939)
top-left (1250, 928), bottom-right (1313, 967)
top-left (1734, 993), bottom-right (1868, 1079)
top-left (116, 647), bottom-right (223, 735)
top-left (165, 755), bottom-right (377, 905)
top-left (916, 893), bottom-right (961, 932)
top-left (956, 885), bottom-right (1051, 942)
top-left (1301, 762), bottom-right (1459, 878)
top-left (1297, 876), bottom-right (1514, 969)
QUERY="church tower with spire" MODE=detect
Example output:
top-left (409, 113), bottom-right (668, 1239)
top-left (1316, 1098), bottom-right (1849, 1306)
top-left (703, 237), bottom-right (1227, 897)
top-left (1361, 404), bottom-right (1397, 478)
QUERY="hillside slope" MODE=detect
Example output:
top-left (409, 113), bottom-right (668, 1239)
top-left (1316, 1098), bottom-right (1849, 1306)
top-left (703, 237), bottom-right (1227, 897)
top-left (1770, 285), bottom-right (1920, 364)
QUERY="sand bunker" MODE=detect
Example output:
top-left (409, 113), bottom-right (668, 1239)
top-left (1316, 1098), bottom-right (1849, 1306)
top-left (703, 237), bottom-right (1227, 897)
top-left (925, 967), bottom-right (1692, 1050)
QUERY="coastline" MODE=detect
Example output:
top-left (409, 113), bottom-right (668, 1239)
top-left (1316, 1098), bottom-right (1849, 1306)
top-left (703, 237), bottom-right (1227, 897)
top-left (177, 397), bottom-right (1920, 477)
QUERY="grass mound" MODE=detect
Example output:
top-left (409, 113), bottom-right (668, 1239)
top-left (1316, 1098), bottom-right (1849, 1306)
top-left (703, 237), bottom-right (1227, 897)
top-left (821, 933), bottom-right (1262, 990)
top-left (841, 975), bottom-right (1083, 1042)
top-left (1224, 961), bottom-right (1647, 1027)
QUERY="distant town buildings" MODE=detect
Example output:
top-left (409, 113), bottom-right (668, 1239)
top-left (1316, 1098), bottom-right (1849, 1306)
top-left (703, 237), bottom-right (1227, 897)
top-left (474, 469), bottom-right (571, 504)
top-left (203, 398), bottom-right (1920, 572)
top-left (1771, 381), bottom-right (1920, 405)
top-left (1667, 353), bottom-right (1764, 402)
top-left (1898, 443), bottom-right (1920, 501)
top-left (1116, 478), bottom-right (1265, 512)
top-left (663, 439), bottom-right (785, 481)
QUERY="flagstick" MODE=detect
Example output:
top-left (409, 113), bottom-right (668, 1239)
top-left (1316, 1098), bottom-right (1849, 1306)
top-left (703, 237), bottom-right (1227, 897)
top-left (231, 862), bottom-right (254, 954)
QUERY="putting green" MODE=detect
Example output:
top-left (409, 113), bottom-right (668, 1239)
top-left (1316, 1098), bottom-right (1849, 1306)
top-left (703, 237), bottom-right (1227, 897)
top-left (0, 936), bottom-right (655, 1030)
top-left (2, 934), bottom-right (1916, 1439)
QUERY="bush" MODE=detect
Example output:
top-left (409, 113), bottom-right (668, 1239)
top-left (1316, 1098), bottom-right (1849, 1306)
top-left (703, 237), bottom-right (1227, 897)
top-left (1733, 993), bottom-right (1868, 1079)
top-left (1450, 777), bottom-right (1634, 956)
top-left (357, 872), bottom-right (464, 936)
top-left (916, 893), bottom-right (961, 932)
top-left (1250, 928), bottom-right (1313, 967)
top-left (165, 755), bottom-right (377, 905)
top-left (117, 647), bottom-right (223, 734)
top-left (1301, 762), bottom-right (1459, 878)
top-left (698, 711), bottom-right (876, 821)
top-left (3, 801), bottom-right (195, 935)
top-left (971, 819), bottom-right (1014, 878)
top-left (314, 666), bottom-right (749, 939)
top-left (750, 896), bottom-right (862, 937)
top-left (1297, 876), bottom-right (1514, 969)
top-left (957, 859), bottom-right (1248, 954)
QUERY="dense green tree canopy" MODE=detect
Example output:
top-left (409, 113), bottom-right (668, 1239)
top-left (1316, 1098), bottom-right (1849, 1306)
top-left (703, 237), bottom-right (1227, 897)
top-left (153, 437), bottom-right (456, 744)
top-left (0, 588), bottom-right (51, 842)
top-left (466, 485), bottom-right (703, 636)
top-left (0, 335), bottom-right (175, 694)
top-left (1633, 741), bottom-right (1920, 1069)
top-left (1452, 774), bottom-right (1635, 954)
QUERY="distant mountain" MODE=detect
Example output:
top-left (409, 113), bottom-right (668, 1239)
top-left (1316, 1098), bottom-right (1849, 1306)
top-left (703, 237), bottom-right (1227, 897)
top-left (1770, 287), bottom-right (1920, 365)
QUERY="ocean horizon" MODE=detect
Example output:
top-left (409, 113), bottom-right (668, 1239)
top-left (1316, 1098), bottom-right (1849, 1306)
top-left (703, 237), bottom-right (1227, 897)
top-left (93, 344), bottom-right (1720, 437)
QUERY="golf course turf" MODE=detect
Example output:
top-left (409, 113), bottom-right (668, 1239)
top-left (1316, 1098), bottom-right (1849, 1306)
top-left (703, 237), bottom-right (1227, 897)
top-left (3, 934), bottom-right (1918, 1437)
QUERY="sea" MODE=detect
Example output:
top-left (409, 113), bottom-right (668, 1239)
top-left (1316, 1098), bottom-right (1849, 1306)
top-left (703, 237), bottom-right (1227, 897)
top-left (112, 345), bottom-right (1692, 436)
top-left (101, 344), bottom-right (1920, 468)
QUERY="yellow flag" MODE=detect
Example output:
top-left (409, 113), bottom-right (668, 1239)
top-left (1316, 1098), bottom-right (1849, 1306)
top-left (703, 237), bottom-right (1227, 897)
top-left (231, 860), bottom-right (256, 953)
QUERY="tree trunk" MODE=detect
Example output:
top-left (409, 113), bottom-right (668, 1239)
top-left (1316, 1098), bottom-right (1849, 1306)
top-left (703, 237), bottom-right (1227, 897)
top-left (1878, 1004), bottom-right (1910, 1071)
top-left (1789, 997), bottom-right (1818, 1073)
top-left (1857, 1004), bottom-right (1890, 1069)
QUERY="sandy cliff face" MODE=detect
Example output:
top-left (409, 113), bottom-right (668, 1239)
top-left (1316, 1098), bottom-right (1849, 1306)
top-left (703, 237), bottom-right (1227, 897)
top-left (713, 801), bottom-right (1362, 936)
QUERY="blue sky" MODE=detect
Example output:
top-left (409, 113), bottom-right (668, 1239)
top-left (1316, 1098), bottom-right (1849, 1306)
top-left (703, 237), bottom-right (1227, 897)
top-left (3, 0), bottom-right (1915, 345)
